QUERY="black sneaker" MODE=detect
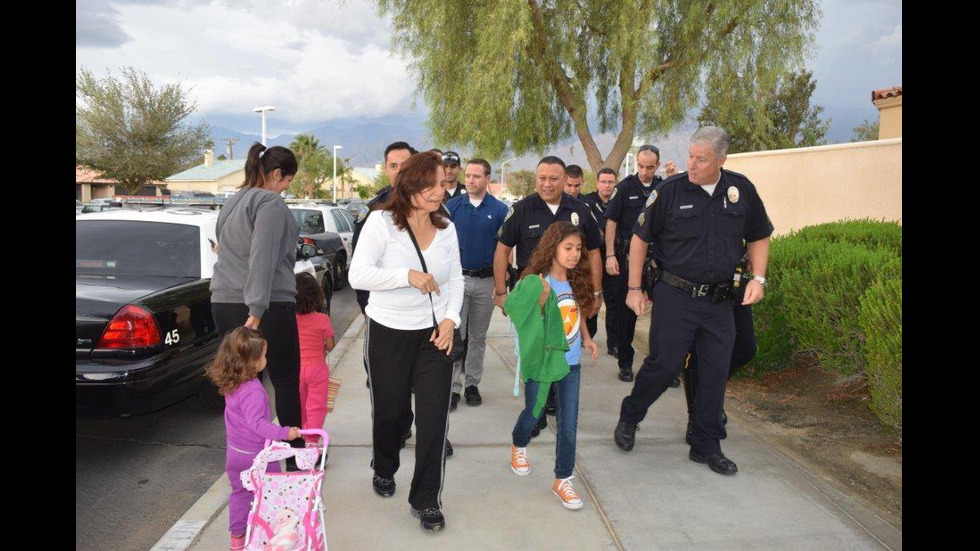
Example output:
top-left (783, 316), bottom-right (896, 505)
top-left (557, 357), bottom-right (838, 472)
top-left (411, 506), bottom-right (446, 532)
top-left (450, 392), bottom-right (461, 412)
top-left (464, 385), bottom-right (482, 406)
top-left (445, 440), bottom-right (454, 458)
top-left (373, 475), bottom-right (396, 497)
top-left (618, 368), bottom-right (634, 382)
top-left (530, 414), bottom-right (547, 438)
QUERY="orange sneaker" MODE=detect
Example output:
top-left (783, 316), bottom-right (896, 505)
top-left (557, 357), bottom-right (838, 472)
top-left (510, 444), bottom-right (530, 476)
top-left (552, 476), bottom-right (584, 510)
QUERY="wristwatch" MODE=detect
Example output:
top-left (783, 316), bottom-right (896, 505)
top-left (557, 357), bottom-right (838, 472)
top-left (752, 275), bottom-right (767, 288)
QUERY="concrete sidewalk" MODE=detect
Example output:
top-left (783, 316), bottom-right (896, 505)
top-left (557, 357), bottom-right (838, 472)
top-left (177, 309), bottom-right (901, 550)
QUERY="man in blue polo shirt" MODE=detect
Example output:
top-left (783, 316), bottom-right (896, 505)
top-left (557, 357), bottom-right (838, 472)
top-left (445, 158), bottom-right (509, 410)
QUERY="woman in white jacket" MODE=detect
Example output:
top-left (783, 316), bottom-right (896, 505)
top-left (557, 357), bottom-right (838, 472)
top-left (348, 151), bottom-right (463, 533)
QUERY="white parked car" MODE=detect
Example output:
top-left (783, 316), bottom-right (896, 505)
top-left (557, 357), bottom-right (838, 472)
top-left (287, 204), bottom-right (355, 287)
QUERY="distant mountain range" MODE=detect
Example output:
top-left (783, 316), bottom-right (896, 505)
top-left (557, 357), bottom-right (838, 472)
top-left (203, 104), bottom-right (878, 172)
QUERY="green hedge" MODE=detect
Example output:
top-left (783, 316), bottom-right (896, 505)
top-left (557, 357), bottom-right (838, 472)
top-left (794, 219), bottom-right (903, 258)
top-left (860, 278), bottom-right (903, 435)
top-left (747, 221), bottom-right (902, 431)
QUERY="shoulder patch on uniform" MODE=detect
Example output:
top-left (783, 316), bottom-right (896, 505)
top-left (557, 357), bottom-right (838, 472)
top-left (498, 206), bottom-right (515, 237)
top-left (644, 189), bottom-right (659, 208)
top-left (638, 211), bottom-right (646, 227)
top-left (355, 204), bottom-right (369, 222)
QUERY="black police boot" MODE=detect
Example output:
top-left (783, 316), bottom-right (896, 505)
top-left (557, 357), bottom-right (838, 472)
top-left (681, 367), bottom-right (698, 446)
top-left (689, 449), bottom-right (738, 475)
top-left (450, 392), bottom-right (461, 412)
top-left (618, 368), bottom-right (634, 382)
top-left (411, 506), bottom-right (446, 532)
top-left (614, 420), bottom-right (638, 452)
top-left (608, 346), bottom-right (619, 358)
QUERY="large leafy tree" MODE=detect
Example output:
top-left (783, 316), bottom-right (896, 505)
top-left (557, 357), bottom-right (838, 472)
top-left (851, 119), bottom-right (880, 142)
top-left (76, 67), bottom-right (210, 194)
top-left (378, 0), bottom-right (818, 172)
top-left (698, 70), bottom-right (830, 153)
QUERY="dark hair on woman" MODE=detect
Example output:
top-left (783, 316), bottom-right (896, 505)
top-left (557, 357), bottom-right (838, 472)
top-left (381, 151), bottom-right (449, 231)
top-left (205, 327), bottom-right (267, 396)
top-left (295, 272), bottom-right (324, 315)
top-left (241, 142), bottom-right (298, 189)
top-left (520, 222), bottom-right (596, 313)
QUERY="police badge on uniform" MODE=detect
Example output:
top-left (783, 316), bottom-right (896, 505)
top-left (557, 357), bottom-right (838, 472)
top-left (570, 212), bottom-right (580, 226)
top-left (727, 186), bottom-right (740, 204)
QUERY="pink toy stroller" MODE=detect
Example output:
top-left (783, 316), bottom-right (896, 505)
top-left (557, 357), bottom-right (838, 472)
top-left (241, 429), bottom-right (329, 551)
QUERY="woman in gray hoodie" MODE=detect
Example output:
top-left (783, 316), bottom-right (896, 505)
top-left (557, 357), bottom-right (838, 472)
top-left (210, 142), bottom-right (302, 454)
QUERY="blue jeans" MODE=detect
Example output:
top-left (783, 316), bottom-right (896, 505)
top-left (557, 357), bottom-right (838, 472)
top-left (512, 364), bottom-right (581, 479)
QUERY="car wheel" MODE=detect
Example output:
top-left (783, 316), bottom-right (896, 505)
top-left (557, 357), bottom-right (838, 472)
top-left (195, 381), bottom-right (225, 410)
top-left (333, 252), bottom-right (347, 291)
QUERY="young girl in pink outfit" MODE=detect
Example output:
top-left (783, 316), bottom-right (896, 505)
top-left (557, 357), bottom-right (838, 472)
top-left (206, 327), bottom-right (300, 550)
top-left (295, 273), bottom-right (336, 444)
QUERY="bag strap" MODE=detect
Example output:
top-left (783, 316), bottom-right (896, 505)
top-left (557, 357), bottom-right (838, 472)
top-left (404, 223), bottom-right (439, 328)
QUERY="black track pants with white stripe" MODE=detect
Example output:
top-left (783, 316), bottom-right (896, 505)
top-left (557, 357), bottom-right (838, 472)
top-left (366, 319), bottom-right (453, 509)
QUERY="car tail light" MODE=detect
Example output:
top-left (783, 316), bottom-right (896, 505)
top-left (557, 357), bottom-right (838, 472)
top-left (95, 305), bottom-right (162, 349)
top-left (302, 237), bottom-right (316, 245)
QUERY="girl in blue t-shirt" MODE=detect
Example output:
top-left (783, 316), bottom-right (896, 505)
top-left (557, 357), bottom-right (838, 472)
top-left (509, 221), bottom-right (599, 510)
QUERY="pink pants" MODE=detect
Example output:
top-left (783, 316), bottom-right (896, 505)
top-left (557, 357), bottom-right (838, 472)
top-left (300, 362), bottom-right (330, 443)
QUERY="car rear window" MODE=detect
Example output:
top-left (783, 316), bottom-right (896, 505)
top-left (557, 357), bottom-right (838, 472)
top-left (76, 220), bottom-right (201, 278)
top-left (292, 209), bottom-right (325, 233)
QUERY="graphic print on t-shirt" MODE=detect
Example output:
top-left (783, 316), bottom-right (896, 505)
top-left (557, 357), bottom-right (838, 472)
top-left (556, 291), bottom-right (580, 346)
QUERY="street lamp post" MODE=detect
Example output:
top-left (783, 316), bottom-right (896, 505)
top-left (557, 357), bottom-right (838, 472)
top-left (501, 156), bottom-right (518, 198)
top-left (333, 145), bottom-right (343, 202)
top-left (252, 106), bottom-right (276, 146)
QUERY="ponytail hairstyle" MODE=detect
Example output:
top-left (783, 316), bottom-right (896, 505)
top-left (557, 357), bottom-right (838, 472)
top-left (241, 142), bottom-right (298, 189)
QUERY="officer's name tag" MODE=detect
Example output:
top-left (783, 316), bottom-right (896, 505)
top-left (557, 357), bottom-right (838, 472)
top-left (629, 196), bottom-right (639, 199)
top-left (528, 224), bottom-right (540, 229)
top-left (679, 205), bottom-right (694, 209)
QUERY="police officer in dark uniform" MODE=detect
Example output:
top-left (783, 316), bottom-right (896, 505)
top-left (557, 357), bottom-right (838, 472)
top-left (581, 167), bottom-right (621, 356)
top-left (492, 156), bottom-right (603, 309)
top-left (613, 127), bottom-right (772, 475)
top-left (603, 145), bottom-right (664, 382)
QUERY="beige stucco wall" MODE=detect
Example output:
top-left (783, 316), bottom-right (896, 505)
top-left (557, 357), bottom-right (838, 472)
top-left (167, 170), bottom-right (245, 194)
top-left (875, 96), bottom-right (902, 139)
top-left (723, 138), bottom-right (902, 236)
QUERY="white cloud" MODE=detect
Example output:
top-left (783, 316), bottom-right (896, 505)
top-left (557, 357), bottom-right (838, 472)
top-left (869, 25), bottom-right (902, 64)
top-left (75, 0), bottom-right (414, 124)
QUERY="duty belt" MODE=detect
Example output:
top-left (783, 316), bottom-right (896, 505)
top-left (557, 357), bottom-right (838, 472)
top-left (660, 270), bottom-right (730, 299)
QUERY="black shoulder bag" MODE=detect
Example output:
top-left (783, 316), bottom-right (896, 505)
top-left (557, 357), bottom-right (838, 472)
top-left (404, 223), bottom-right (466, 362)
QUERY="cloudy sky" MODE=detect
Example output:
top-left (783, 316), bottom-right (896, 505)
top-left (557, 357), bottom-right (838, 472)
top-left (76, 0), bottom-right (902, 140)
